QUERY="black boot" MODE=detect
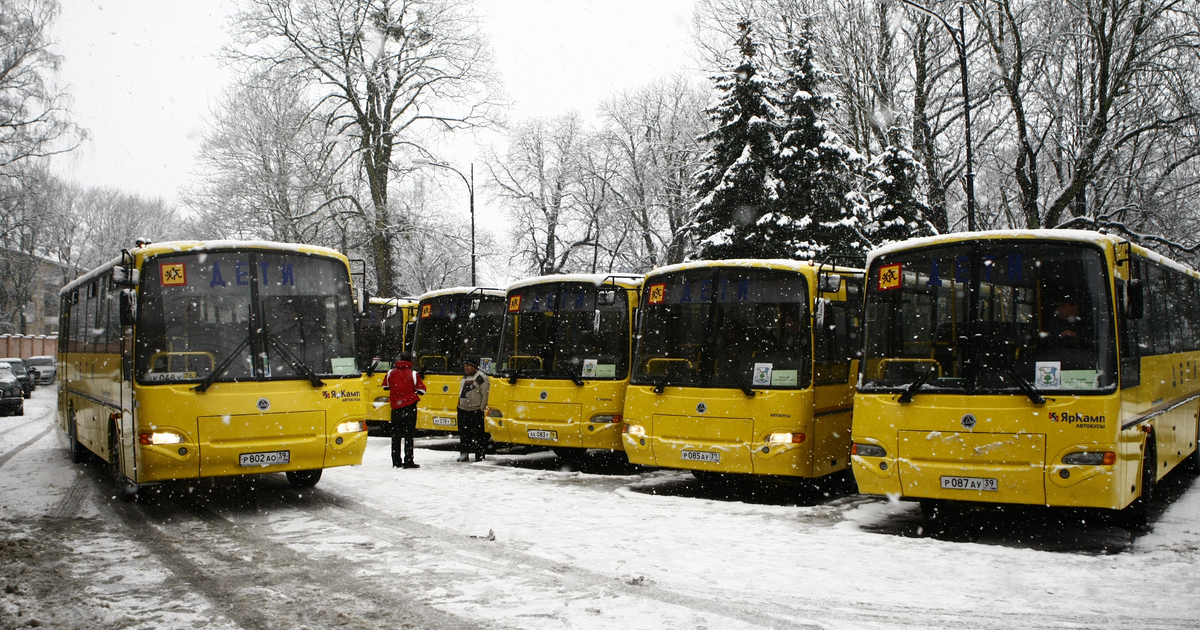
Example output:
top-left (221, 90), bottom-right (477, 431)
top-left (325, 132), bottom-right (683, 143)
top-left (402, 438), bottom-right (416, 468)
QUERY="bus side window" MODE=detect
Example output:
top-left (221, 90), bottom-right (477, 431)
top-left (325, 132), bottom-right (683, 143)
top-left (1135, 260), bottom-right (1158, 357)
top-left (1117, 277), bottom-right (1140, 389)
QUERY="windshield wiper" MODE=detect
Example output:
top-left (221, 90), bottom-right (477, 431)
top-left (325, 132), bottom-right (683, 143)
top-left (505, 368), bottom-right (524, 385)
top-left (721, 359), bottom-right (756, 397)
top-left (193, 334), bottom-right (253, 393)
top-left (983, 365), bottom-right (1045, 405)
top-left (653, 362), bottom-right (686, 394)
top-left (896, 367), bottom-right (936, 404)
top-left (568, 369), bottom-right (583, 386)
top-left (265, 331), bottom-right (326, 387)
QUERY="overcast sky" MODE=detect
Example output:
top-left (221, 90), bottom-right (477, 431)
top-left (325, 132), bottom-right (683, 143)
top-left (48, 0), bottom-right (701, 208)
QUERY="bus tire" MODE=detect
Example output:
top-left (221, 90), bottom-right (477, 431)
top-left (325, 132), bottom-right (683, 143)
top-left (1121, 436), bottom-right (1156, 531)
top-left (109, 427), bottom-right (138, 503)
top-left (286, 469), bottom-right (322, 488)
top-left (68, 408), bottom-right (86, 464)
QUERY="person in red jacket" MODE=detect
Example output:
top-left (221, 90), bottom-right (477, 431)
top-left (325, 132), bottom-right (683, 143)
top-left (385, 353), bottom-right (426, 468)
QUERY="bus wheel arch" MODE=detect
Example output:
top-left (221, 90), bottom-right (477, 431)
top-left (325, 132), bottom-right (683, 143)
top-left (1121, 431), bottom-right (1156, 531)
top-left (67, 401), bottom-right (86, 464)
top-left (108, 423), bottom-right (138, 503)
top-left (1183, 406), bottom-right (1200, 475)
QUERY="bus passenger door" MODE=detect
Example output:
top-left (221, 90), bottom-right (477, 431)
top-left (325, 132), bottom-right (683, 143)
top-left (812, 275), bottom-right (861, 475)
top-left (118, 287), bottom-right (138, 483)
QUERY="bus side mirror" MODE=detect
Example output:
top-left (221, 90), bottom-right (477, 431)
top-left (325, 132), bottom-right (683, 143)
top-left (815, 298), bottom-right (830, 330)
top-left (818, 273), bottom-right (842, 293)
top-left (113, 266), bottom-right (139, 287)
top-left (1125, 279), bottom-right (1144, 320)
top-left (119, 290), bottom-right (137, 326)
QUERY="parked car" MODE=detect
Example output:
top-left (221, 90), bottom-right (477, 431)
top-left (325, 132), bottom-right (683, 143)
top-left (0, 363), bottom-right (24, 416)
top-left (24, 355), bottom-right (56, 385)
top-left (0, 358), bottom-right (34, 398)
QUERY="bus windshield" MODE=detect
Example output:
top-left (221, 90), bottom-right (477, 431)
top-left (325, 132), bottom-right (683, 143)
top-left (136, 251), bottom-right (357, 384)
top-left (499, 282), bottom-right (630, 381)
top-left (632, 267), bottom-right (810, 390)
top-left (861, 240), bottom-right (1118, 394)
top-left (413, 295), bottom-right (504, 375)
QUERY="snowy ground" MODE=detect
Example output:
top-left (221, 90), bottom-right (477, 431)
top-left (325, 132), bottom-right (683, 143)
top-left (2, 386), bottom-right (1200, 629)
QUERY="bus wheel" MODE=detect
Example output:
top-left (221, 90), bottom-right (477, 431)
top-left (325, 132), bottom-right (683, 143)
top-left (1121, 437), bottom-right (1156, 531)
top-left (286, 469), bottom-right (322, 488)
top-left (109, 428), bottom-right (138, 503)
top-left (67, 408), bottom-right (86, 464)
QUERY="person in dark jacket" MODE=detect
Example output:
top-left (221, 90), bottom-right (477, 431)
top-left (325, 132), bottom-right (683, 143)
top-left (385, 353), bottom-right (426, 468)
top-left (456, 356), bottom-right (490, 462)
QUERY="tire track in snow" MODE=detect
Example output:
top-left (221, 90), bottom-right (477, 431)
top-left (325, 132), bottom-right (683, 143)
top-left (115, 493), bottom-right (498, 630)
top-left (49, 468), bottom-right (92, 519)
top-left (0, 427), bottom-right (50, 469)
top-left (273, 483), bottom-right (827, 630)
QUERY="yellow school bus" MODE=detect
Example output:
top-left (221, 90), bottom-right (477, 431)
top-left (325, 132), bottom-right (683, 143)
top-left (486, 274), bottom-right (642, 463)
top-left (411, 287), bottom-right (505, 432)
top-left (621, 260), bottom-right (864, 478)
top-left (59, 240), bottom-right (369, 500)
top-left (362, 297), bottom-right (418, 435)
top-left (851, 230), bottom-right (1200, 528)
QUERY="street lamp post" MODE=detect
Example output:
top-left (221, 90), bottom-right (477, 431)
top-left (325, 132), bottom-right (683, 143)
top-left (900, 1), bottom-right (977, 232)
top-left (413, 158), bottom-right (476, 285)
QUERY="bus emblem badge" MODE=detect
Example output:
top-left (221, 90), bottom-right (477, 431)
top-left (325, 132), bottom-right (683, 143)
top-left (443, 385), bottom-right (449, 393)
top-left (696, 402), bottom-right (707, 414)
top-left (539, 391), bottom-right (548, 400)
top-left (961, 413), bottom-right (977, 429)
top-left (257, 398), bottom-right (270, 412)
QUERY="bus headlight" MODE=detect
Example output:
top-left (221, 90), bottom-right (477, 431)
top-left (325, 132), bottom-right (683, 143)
top-left (852, 443), bottom-right (886, 457)
top-left (624, 423), bottom-right (645, 437)
top-left (336, 420), bottom-right (367, 434)
top-left (138, 431), bottom-right (184, 445)
top-left (767, 432), bottom-right (806, 444)
top-left (593, 414), bottom-right (623, 424)
top-left (1061, 451), bottom-right (1116, 465)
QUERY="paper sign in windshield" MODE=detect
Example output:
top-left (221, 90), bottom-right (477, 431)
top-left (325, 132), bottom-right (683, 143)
top-left (1035, 362), bottom-right (1061, 389)
top-left (753, 363), bottom-right (773, 386)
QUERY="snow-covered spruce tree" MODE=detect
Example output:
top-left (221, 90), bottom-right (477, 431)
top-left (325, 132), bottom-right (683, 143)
top-left (689, 20), bottom-right (785, 261)
top-left (863, 129), bottom-right (935, 247)
top-left (774, 22), bottom-right (867, 265)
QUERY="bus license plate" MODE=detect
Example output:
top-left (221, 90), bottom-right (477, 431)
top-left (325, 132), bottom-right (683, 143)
top-left (940, 476), bottom-right (998, 492)
top-left (527, 429), bottom-right (557, 441)
top-left (239, 451), bottom-right (290, 467)
top-left (681, 450), bottom-right (720, 463)
top-left (433, 417), bottom-right (456, 426)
